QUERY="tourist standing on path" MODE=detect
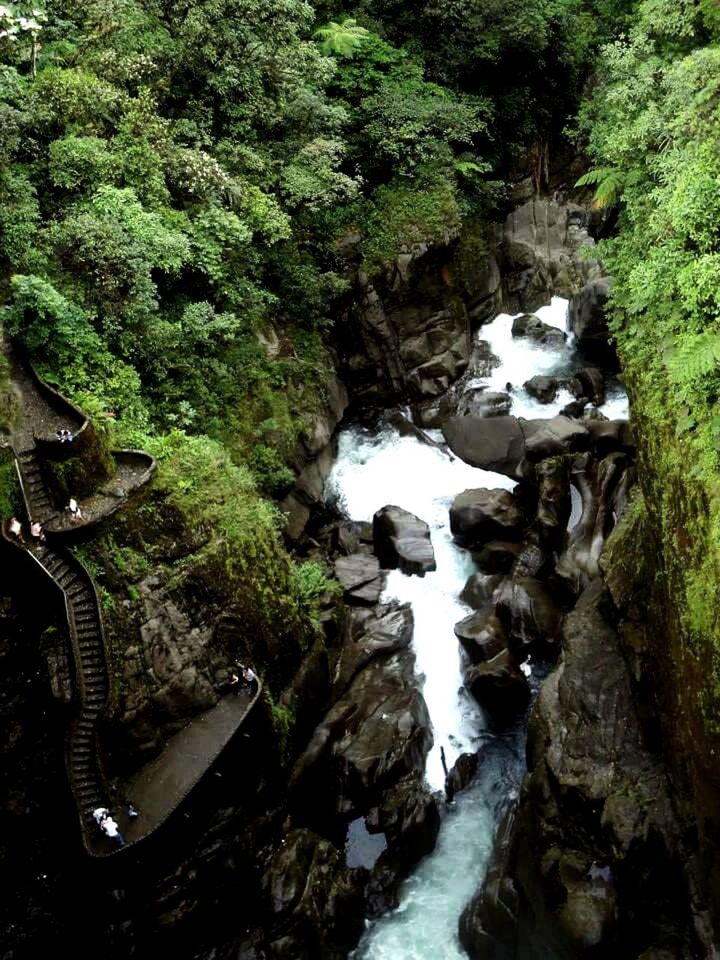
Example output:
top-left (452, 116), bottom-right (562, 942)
top-left (9, 517), bottom-right (23, 542)
top-left (242, 666), bottom-right (258, 697)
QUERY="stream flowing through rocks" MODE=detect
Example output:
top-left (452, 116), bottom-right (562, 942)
top-left (325, 298), bottom-right (628, 959)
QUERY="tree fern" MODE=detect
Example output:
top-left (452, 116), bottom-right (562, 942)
top-left (313, 18), bottom-right (369, 58)
top-left (575, 166), bottom-right (624, 210)
top-left (667, 330), bottom-right (720, 385)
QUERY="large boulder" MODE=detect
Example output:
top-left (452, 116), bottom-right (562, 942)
top-left (495, 577), bottom-right (563, 658)
top-left (334, 554), bottom-right (387, 606)
top-left (464, 650), bottom-right (531, 721)
top-left (511, 314), bottom-right (566, 349)
top-left (460, 573), bottom-right (504, 610)
top-left (450, 488), bottom-right (527, 547)
top-left (569, 277), bottom-right (618, 367)
top-left (523, 375), bottom-right (558, 403)
top-left (332, 603), bottom-right (414, 697)
top-left (473, 540), bottom-right (523, 574)
top-left (262, 828), bottom-right (365, 958)
top-left (445, 752), bottom-right (479, 803)
top-left (457, 389), bottom-right (512, 418)
top-left (522, 416), bottom-right (590, 461)
top-left (290, 627), bottom-right (432, 820)
top-left (373, 505), bottom-right (436, 576)
top-left (454, 607), bottom-right (507, 664)
top-left (443, 416), bottom-right (528, 480)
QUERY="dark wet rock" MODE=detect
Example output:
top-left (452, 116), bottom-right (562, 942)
top-left (522, 416), bottom-right (590, 461)
top-left (368, 774), bottom-right (441, 876)
top-left (575, 367), bottom-right (605, 406)
top-left (464, 650), bottom-right (531, 721)
top-left (290, 623), bottom-right (432, 819)
top-left (523, 375), bottom-right (558, 404)
top-left (495, 577), bottom-right (563, 658)
top-left (373, 505), bottom-right (436, 576)
top-left (536, 457), bottom-right (571, 534)
top-left (262, 828), bottom-right (365, 957)
top-left (500, 198), bottom-right (602, 313)
top-left (506, 581), bottom-right (695, 958)
top-left (470, 340), bottom-right (500, 377)
top-left (334, 555), bottom-right (387, 606)
top-left (450, 489), bottom-right (527, 547)
top-left (460, 573), bottom-right (504, 610)
top-left (570, 277), bottom-right (618, 367)
top-left (455, 607), bottom-right (507, 664)
top-left (511, 314), bottom-right (566, 348)
top-left (333, 603), bottom-right (414, 698)
top-left (560, 398), bottom-right (589, 419)
top-left (558, 453), bottom-right (631, 592)
top-left (445, 752), bottom-right (479, 803)
top-left (459, 805), bottom-right (520, 960)
top-left (458, 389), bottom-right (512, 418)
top-left (443, 416), bottom-right (529, 480)
top-left (384, 409), bottom-right (449, 453)
top-left (473, 540), bottom-right (523, 574)
top-left (585, 418), bottom-right (634, 456)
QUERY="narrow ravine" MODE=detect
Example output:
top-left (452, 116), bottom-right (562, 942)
top-left (326, 298), bottom-right (628, 959)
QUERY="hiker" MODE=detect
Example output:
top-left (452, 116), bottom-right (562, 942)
top-left (56, 428), bottom-right (74, 443)
top-left (102, 814), bottom-right (125, 846)
top-left (30, 521), bottom-right (45, 541)
top-left (9, 517), bottom-right (23, 542)
top-left (242, 666), bottom-right (258, 697)
top-left (92, 806), bottom-right (109, 826)
top-left (127, 802), bottom-right (139, 820)
top-left (66, 498), bottom-right (84, 521)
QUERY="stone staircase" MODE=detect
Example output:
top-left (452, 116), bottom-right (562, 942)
top-left (16, 447), bottom-right (56, 524)
top-left (23, 539), bottom-right (110, 832)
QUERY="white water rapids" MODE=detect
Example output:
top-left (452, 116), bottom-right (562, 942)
top-left (324, 299), bottom-right (627, 959)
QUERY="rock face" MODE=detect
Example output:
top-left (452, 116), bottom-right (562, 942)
top-left (461, 581), bottom-right (700, 959)
top-left (569, 277), bottom-right (618, 367)
top-left (373, 505), bottom-right (436, 576)
top-left (290, 603), bottom-right (432, 822)
top-left (450, 489), bottom-right (527, 547)
top-left (339, 236), bottom-right (502, 403)
top-left (280, 375), bottom-right (349, 539)
top-left (334, 554), bottom-right (387, 606)
top-left (501, 198), bottom-right (602, 313)
top-left (262, 828), bottom-right (365, 959)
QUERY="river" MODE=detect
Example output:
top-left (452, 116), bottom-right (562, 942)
top-left (325, 298), bottom-right (627, 959)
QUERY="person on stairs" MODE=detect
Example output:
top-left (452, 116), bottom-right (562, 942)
top-left (30, 520), bottom-right (45, 541)
top-left (66, 498), bottom-right (84, 521)
top-left (56, 428), bottom-right (74, 443)
top-left (9, 517), bottom-right (24, 542)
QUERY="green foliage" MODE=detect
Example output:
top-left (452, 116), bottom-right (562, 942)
top-left (577, 0), bottom-right (720, 749)
top-left (575, 166), bottom-right (625, 209)
top-left (314, 17), bottom-right (369, 58)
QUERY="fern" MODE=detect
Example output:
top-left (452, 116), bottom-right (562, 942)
top-left (575, 166), bottom-right (624, 210)
top-left (667, 330), bottom-right (720, 384)
top-left (314, 18), bottom-right (369, 58)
